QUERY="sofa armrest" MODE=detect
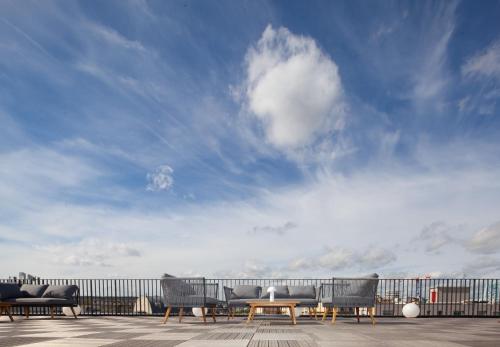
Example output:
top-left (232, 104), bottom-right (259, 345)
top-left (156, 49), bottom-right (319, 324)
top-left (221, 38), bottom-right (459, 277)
top-left (223, 286), bottom-right (233, 303)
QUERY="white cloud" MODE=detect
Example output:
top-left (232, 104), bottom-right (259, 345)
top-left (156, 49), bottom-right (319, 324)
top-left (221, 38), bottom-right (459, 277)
top-left (462, 40), bottom-right (500, 80)
top-left (415, 221), bottom-right (456, 254)
top-left (318, 248), bottom-right (355, 270)
top-left (466, 221), bottom-right (500, 255)
top-left (87, 22), bottom-right (146, 52)
top-left (463, 256), bottom-right (500, 277)
top-left (289, 246), bottom-right (396, 272)
top-left (37, 238), bottom-right (141, 267)
top-left (146, 165), bottom-right (174, 191)
top-left (411, 4), bottom-right (456, 104)
top-left (243, 25), bottom-right (344, 150)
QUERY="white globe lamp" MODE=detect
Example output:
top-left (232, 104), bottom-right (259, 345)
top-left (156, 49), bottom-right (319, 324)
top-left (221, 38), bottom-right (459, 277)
top-left (402, 303), bottom-right (420, 318)
top-left (62, 306), bottom-right (81, 316)
top-left (192, 307), bottom-right (206, 317)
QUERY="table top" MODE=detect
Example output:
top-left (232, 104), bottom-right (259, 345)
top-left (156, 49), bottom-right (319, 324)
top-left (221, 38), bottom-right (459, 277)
top-left (245, 299), bottom-right (300, 306)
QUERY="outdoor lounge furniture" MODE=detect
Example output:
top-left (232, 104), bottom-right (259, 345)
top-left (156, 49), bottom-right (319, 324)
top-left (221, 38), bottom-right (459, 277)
top-left (0, 282), bottom-right (80, 321)
top-left (224, 284), bottom-right (319, 319)
top-left (320, 274), bottom-right (379, 325)
top-left (160, 277), bottom-right (218, 324)
top-left (246, 299), bottom-right (300, 325)
top-left (224, 285), bottom-right (261, 319)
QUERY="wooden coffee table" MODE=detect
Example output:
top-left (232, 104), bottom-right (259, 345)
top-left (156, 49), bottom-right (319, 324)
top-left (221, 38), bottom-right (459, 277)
top-left (0, 303), bottom-right (14, 322)
top-left (246, 300), bottom-right (300, 325)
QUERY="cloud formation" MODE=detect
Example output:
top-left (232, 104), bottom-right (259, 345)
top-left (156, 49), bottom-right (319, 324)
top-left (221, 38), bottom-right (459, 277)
top-left (463, 40), bottom-right (500, 80)
top-left (415, 221), bottom-right (455, 254)
top-left (289, 246), bottom-right (396, 272)
top-left (466, 221), bottom-right (500, 255)
top-left (243, 25), bottom-right (344, 150)
top-left (146, 165), bottom-right (174, 191)
top-left (38, 238), bottom-right (141, 267)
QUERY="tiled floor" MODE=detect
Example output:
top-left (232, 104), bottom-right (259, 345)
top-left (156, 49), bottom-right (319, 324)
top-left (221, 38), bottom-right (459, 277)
top-left (1, 315), bottom-right (499, 346)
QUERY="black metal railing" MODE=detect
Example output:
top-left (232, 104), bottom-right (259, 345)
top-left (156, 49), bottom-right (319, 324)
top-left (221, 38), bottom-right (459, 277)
top-left (2, 278), bottom-right (499, 317)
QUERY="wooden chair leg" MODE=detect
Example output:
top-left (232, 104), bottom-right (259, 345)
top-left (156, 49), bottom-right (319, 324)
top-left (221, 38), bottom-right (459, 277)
top-left (369, 307), bottom-right (376, 326)
top-left (227, 307), bottom-right (231, 320)
top-left (163, 305), bottom-right (172, 324)
top-left (201, 307), bottom-right (207, 324)
top-left (50, 306), bottom-right (55, 319)
top-left (179, 307), bottom-right (184, 323)
top-left (313, 307), bottom-right (318, 320)
top-left (322, 307), bottom-right (329, 321)
top-left (211, 307), bottom-right (216, 323)
top-left (331, 307), bottom-right (338, 325)
top-left (70, 307), bottom-right (78, 319)
top-left (3, 306), bottom-right (14, 322)
top-left (246, 305), bottom-right (255, 323)
top-left (356, 307), bottom-right (360, 323)
top-left (25, 306), bottom-right (30, 319)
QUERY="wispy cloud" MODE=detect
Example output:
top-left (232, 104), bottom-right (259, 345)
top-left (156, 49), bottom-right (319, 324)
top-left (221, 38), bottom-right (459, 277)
top-left (465, 221), bottom-right (500, 255)
top-left (462, 40), bottom-right (500, 80)
top-left (248, 221), bottom-right (297, 236)
top-left (146, 165), bottom-right (174, 192)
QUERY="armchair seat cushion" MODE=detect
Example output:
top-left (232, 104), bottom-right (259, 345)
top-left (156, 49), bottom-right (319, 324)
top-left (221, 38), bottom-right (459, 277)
top-left (168, 295), bottom-right (218, 307)
top-left (322, 296), bottom-right (375, 308)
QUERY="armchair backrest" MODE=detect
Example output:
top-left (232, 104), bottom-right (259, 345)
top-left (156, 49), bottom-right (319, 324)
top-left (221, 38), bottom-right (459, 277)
top-left (320, 274), bottom-right (379, 303)
top-left (161, 277), bottom-right (204, 306)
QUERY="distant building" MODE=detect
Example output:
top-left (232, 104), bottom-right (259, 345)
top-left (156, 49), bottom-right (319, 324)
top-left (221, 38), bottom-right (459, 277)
top-left (430, 286), bottom-right (470, 303)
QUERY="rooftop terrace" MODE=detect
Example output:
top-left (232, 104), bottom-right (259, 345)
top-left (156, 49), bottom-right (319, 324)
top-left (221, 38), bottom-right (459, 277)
top-left (1, 316), bottom-right (499, 347)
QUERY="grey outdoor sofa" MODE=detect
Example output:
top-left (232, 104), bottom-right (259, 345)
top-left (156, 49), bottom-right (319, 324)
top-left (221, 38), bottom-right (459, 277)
top-left (0, 282), bottom-right (80, 322)
top-left (320, 273), bottom-right (379, 325)
top-left (160, 276), bottom-right (219, 324)
top-left (224, 284), bottom-right (319, 319)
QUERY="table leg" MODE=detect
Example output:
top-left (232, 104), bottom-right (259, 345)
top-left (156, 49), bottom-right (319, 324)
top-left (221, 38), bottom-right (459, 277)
top-left (290, 305), bottom-right (297, 325)
top-left (246, 305), bottom-right (254, 323)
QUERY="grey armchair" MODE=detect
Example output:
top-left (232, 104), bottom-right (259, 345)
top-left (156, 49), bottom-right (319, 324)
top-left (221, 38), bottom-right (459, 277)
top-left (160, 277), bottom-right (218, 324)
top-left (321, 274), bottom-right (379, 325)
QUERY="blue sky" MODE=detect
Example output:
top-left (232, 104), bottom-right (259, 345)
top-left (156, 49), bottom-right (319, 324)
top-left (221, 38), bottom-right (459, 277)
top-left (1, 0), bottom-right (500, 278)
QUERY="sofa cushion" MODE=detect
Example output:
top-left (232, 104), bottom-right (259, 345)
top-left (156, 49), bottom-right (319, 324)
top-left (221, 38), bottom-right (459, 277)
top-left (5, 297), bottom-right (75, 305)
top-left (0, 283), bottom-right (22, 300)
top-left (42, 285), bottom-right (78, 299)
top-left (288, 285), bottom-right (316, 299)
top-left (20, 284), bottom-right (49, 298)
top-left (230, 285), bottom-right (261, 299)
top-left (261, 286), bottom-right (289, 299)
top-left (293, 298), bottom-right (318, 306)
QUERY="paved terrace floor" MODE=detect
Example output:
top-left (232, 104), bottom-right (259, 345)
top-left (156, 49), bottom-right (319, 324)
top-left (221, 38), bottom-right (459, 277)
top-left (1, 315), bottom-right (499, 347)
